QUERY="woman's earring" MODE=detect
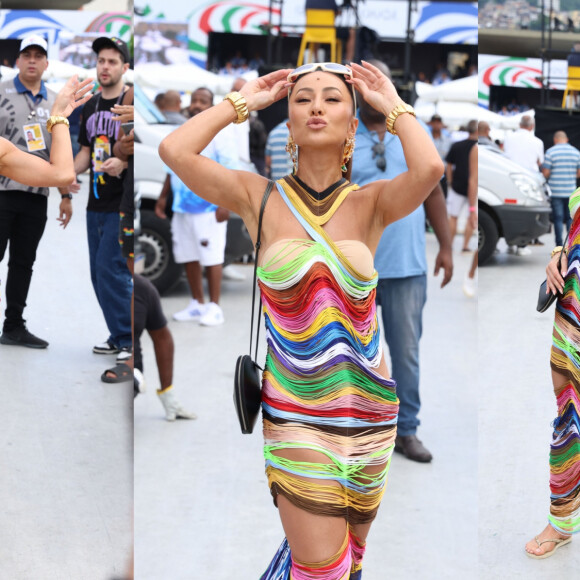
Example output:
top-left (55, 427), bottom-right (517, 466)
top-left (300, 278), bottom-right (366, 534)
top-left (285, 135), bottom-right (298, 174)
top-left (342, 136), bottom-right (355, 173)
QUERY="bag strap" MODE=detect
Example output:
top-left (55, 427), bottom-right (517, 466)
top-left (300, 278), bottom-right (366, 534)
top-left (249, 180), bottom-right (274, 363)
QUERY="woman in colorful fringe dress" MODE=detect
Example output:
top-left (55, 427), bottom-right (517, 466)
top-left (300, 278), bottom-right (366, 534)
top-left (525, 186), bottom-right (580, 558)
top-left (160, 61), bottom-right (443, 579)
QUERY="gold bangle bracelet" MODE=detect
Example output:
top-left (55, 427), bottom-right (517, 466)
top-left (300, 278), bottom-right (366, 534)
top-left (223, 91), bottom-right (249, 124)
top-left (551, 246), bottom-right (565, 258)
top-left (386, 102), bottom-right (416, 135)
top-left (46, 116), bottom-right (70, 133)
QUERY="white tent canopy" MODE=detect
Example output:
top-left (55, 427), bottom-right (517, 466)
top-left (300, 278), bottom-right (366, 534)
top-left (134, 62), bottom-right (257, 94)
top-left (414, 76), bottom-right (479, 129)
top-left (413, 75), bottom-right (536, 131)
top-left (0, 66), bottom-right (17, 81)
top-left (415, 75), bottom-right (478, 103)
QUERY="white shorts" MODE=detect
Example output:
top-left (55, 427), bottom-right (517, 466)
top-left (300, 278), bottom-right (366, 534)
top-left (171, 211), bottom-right (227, 266)
top-left (446, 188), bottom-right (469, 218)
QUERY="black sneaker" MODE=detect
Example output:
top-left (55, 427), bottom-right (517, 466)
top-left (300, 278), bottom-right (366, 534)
top-left (0, 326), bottom-right (48, 349)
top-left (93, 340), bottom-right (120, 354)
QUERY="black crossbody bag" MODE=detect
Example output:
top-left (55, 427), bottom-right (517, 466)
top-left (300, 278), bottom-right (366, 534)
top-left (536, 247), bottom-right (565, 312)
top-left (234, 180), bottom-right (273, 434)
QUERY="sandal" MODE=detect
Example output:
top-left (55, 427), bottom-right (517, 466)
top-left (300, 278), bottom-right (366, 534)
top-left (526, 535), bottom-right (572, 559)
top-left (101, 362), bottom-right (133, 384)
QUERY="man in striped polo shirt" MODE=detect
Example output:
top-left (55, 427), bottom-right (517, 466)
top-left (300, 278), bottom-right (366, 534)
top-left (542, 131), bottom-right (580, 246)
top-left (265, 119), bottom-right (294, 180)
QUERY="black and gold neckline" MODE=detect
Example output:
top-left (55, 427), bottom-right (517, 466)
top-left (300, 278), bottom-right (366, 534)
top-left (278, 174), bottom-right (359, 226)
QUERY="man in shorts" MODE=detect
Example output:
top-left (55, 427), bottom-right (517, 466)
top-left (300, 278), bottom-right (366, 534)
top-left (134, 273), bottom-right (196, 421)
top-left (445, 120), bottom-right (478, 252)
top-left (155, 87), bottom-right (239, 326)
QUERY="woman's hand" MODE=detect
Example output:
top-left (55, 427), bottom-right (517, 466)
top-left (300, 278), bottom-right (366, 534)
top-left (239, 69), bottom-right (292, 112)
top-left (347, 61), bottom-right (402, 117)
top-left (51, 76), bottom-right (94, 117)
top-left (546, 250), bottom-right (568, 295)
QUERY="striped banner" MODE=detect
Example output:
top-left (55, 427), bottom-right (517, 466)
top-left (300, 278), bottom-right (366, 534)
top-left (479, 55), bottom-right (569, 108)
top-left (414, 2), bottom-right (478, 45)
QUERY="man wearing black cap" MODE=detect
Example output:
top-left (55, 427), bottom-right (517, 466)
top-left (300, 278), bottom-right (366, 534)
top-left (63, 36), bottom-right (133, 360)
top-left (0, 35), bottom-right (72, 348)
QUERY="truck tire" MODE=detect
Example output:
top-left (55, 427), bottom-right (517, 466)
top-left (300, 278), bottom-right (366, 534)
top-left (139, 209), bottom-right (182, 294)
top-left (478, 209), bottom-right (499, 265)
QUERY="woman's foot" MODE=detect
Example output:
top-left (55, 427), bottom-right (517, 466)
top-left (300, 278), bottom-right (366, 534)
top-left (525, 524), bottom-right (572, 558)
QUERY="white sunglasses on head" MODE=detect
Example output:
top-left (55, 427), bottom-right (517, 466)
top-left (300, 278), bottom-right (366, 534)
top-left (287, 62), bottom-right (356, 111)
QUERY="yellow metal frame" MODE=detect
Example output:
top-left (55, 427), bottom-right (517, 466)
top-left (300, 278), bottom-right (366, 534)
top-left (562, 66), bottom-right (580, 108)
top-left (297, 9), bottom-right (343, 66)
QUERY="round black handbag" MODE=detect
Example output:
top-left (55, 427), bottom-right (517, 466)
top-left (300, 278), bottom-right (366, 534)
top-left (233, 180), bottom-right (273, 434)
top-left (536, 247), bottom-right (565, 313)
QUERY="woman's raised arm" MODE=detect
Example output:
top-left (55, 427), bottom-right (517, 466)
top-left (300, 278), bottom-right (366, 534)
top-left (348, 61), bottom-right (444, 228)
top-left (159, 69), bottom-right (291, 217)
top-left (0, 75), bottom-right (94, 187)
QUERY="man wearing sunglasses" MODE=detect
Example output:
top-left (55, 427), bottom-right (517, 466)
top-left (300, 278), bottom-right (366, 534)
top-left (350, 60), bottom-right (453, 463)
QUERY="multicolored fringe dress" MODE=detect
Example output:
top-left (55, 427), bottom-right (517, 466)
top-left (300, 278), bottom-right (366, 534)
top-left (549, 187), bottom-right (580, 536)
top-left (257, 176), bottom-right (398, 580)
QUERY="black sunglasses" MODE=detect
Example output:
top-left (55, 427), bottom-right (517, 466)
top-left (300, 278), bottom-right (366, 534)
top-left (372, 142), bottom-right (386, 171)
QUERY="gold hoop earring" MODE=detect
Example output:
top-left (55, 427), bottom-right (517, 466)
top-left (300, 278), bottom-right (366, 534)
top-left (341, 136), bottom-right (355, 173)
top-left (285, 135), bottom-right (298, 174)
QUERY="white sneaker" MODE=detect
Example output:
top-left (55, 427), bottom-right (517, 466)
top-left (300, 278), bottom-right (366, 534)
top-left (157, 387), bottom-right (197, 421)
top-left (134, 368), bottom-right (146, 394)
top-left (199, 302), bottom-right (224, 326)
top-left (223, 264), bottom-right (246, 281)
top-left (173, 299), bottom-right (206, 322)
top-left (116, 346), bottom-right (132, 362)
top-left (463, 273), bottom-right (477, 298)
top-left (516, 247), bottom-right (532, 256)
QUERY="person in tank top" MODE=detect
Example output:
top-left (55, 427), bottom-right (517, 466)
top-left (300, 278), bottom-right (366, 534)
top-left (160, 61), bottom-right (443, 579)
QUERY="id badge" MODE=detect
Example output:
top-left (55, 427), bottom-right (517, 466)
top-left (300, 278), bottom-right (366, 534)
top-left (93, 136), bottom-right (111, 172)
top-left (23, 123), bottom-right (46, 152)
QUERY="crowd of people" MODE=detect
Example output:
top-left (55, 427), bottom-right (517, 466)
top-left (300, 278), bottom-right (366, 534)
top-left (217, 50), bottom-right (265, 76)
top-left (3, 20), bottom-right (578, 580)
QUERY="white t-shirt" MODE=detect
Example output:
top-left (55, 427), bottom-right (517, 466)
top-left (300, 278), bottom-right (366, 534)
top-left (503, 128), bottom-right (544, 173)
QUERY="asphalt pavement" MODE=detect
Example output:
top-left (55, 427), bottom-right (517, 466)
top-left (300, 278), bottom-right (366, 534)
top-left (0, 179), bottom-right (133, 580)
top-left (479, 234), bottom-right (580, 578)
top-left (134, 233), bottom-right (478, 580)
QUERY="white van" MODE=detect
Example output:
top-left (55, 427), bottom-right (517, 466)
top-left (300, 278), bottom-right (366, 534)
top-left (478, 144), bottom-right (552, 264)
top-left (134, 85), bottom-right (255, 293)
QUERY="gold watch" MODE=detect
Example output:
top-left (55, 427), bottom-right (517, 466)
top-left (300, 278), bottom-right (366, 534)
top-left (386, 102), bottom-right (416, 135)
top-left (223, 92), bottom-right (249, 124)
top-left (551, 246), bottom-right (565, 258)
top-left (46, 116), bottom-right (70, 133)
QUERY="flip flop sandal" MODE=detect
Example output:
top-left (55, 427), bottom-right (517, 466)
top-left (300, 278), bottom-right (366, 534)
top-left (101, 362), bottom-right (133, 384)
top-left (526, 535), bottom-right (572, 559)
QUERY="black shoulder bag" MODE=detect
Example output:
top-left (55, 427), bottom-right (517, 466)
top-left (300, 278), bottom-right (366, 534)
top-left (536, 247), bottom-right (565, 312)
top-left (234, 180), bottom-right (273, 434)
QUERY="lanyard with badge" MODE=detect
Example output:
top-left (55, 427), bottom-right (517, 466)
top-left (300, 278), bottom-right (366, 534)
top-left (92, 88), bottom-right (124, 199)
top-left (22, 91), bottom-right (46, 153)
